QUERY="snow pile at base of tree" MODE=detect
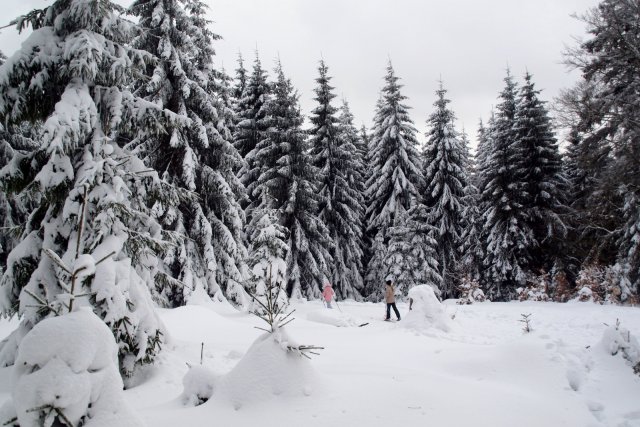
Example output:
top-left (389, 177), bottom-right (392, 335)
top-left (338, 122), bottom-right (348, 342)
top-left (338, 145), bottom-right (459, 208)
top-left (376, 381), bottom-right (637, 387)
top-left (306, 308), bottom-right (365, 327)
top-left (181, 365), bottom-right (217, 406)
top-left (0, 309), bottom-right (143, 427)
top-left (210, 328), bottom-right (317, 410)
top-left (401, 285), bottom-right (453, 333)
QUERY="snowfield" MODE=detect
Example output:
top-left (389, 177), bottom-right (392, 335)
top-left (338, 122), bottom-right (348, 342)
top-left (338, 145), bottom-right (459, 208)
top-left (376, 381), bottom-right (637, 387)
top-left (2, 299), bottom-right (640, 427)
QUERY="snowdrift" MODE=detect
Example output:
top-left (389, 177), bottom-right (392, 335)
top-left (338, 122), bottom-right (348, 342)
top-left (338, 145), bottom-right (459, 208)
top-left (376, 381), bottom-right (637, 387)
top-left (401, 285), bottom-right (453, 333)
top-left (306, 308), bottom-right (365, 327)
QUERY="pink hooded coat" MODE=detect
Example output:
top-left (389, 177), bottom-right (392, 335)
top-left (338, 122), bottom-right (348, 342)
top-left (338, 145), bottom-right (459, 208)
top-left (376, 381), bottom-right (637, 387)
top-left (322, 285), bottom-right (334, 302)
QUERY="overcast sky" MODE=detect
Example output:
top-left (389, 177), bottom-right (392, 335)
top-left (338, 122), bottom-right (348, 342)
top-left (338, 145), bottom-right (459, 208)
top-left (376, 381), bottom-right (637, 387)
top-left (0, 0), bottom-right (599, 146)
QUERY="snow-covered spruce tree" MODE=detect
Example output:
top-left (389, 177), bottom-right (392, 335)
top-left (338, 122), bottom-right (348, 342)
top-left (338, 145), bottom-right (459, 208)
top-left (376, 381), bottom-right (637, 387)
top-left (364, 62), bottom-right (423, 296)
top-left (480, 71), bottom-right (533, 300)
top-left (512, 72), bottom-right (566, 272)
top-left (251, 62), bottom-right (331, 298)
top-left (0, 0), bottom-right (167, 376)
top-left (337, 100), bottom-right (367, 298)
top-left (309, 61), bottom-right (364, 299)
top-left (129, 0), bottom-right (247, 306)
top-left (558, 81), bottom-right (622, 280)
top-left (384, 205), bottom-right (441, 297)
top-left (232, 53), bottom-right (248, 109)
top-left (421, 83), bottom-right (468, 298)
top-left (459, 130), bottom-right (483, 284)
top-left (574, 0), bottom-right (640, 294)
top-left (235, 53), bottom-right (270, 194)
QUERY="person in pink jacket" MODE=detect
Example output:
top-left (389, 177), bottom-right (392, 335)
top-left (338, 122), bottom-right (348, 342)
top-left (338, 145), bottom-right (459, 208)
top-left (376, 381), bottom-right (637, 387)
top-left (322, 283), bottom-right (335, 308)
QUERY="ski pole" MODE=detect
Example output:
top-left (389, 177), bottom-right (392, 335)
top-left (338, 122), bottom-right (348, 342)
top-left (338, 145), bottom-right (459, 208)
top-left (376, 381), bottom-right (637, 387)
top-left (334, 298), bottom-right (343, 313)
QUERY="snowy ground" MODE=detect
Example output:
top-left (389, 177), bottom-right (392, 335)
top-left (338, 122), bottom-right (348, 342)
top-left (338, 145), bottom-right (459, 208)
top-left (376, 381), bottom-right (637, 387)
top-left (2, 299), bottom-right (640, 427)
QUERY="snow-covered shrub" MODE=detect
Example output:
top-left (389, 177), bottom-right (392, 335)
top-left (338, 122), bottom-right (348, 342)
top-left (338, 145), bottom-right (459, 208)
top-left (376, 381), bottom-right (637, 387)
top-left (571, 263), bottom-right (638, 305)
top-left (402, 285), bottom-right (452, 332)
top-left (516, 272), bottom-right (550, 302)
top-left (599, 319), bottom-right (640, 376)
top-left (572, 264), bottom-right (605, 303)
top-left (0, 309), bottom-right (142, 427)
top-left (551, 266), bottom-right (573, 302)
top-left (457, 275), bottom-right (486, 304)
top-left (181, 365), bottom-right (217, 406)
top-left (602, 263), bottom-right (636, 304)
top-left (208, 268), bottom-right (321, 409)
top-left (247, 208), bottom-right (289, 316)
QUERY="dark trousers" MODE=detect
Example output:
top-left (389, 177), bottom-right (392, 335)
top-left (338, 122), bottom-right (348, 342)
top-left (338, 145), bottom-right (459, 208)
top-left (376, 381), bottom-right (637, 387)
top-left (386, 302), bottom-right (400, 320)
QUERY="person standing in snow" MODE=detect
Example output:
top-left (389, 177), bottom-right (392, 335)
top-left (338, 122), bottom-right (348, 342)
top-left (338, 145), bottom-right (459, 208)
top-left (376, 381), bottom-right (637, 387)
top-left (385, 280), bottom-right (401, 321)
top-left (323, 283), bottom-right (335, 308)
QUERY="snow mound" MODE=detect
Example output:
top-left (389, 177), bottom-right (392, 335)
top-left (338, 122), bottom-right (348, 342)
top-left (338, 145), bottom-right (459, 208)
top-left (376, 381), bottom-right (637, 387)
top-left (401, 285), bottom-right (452, 333)
top-left (306, 309), bottom-right (365, 327)
top-left (0, 309), bottom-right (143, 427)
top-left (213, 329), bottom-right (317, 409)
top-left (181, 365), bottom-right (218, 406)
top-left (598, 323), bottom-right (640, 369)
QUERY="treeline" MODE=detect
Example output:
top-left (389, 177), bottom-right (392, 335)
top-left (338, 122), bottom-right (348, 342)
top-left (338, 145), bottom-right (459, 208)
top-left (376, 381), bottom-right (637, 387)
top-left (0, 0), bottom-right (638, 377)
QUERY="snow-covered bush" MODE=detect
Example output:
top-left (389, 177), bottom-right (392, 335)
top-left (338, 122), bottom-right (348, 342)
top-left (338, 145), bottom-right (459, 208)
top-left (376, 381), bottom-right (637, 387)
top-left (402, 285), bottom-right (452, 332)
top-left (551, 266), bottom-right (573, 302)
top-left (181, 365), bottom-right (217, 406)
top-left (602, 263), bottom-right (636, 304)
top-left (572, 264), bottom-right (605, 303)
top-left (516, 272), bottom-right (550, 302)
top-left (571, 264), bottom-right (638, 305)
top-left (246, 208), bottom-right (289, 316)
top-left (457, 275), bottom-right (486, 304)
top-left (0, 309), bottom-right (143, 427)
top-left (599, 320), bottom-right (640, 376)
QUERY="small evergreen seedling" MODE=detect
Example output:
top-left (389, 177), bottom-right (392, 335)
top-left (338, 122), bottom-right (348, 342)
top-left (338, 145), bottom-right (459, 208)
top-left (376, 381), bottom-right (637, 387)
top-left (519, 313), bottom-right (533, 333)
top-left (247, 265), bottom-right (324, 359)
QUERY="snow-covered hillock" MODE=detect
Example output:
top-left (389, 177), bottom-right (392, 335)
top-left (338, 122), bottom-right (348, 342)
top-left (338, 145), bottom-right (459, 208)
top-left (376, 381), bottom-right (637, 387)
top-left (207, 329), bottom-right (317, 410)
top-left (401, 285), bottom-right (453, 333)
top-left (0, 309), bottom-right (143, 426)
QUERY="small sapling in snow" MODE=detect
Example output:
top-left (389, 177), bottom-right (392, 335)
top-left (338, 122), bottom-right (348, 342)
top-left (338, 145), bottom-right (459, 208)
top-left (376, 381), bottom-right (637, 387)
top-left (247, 265), bottom-right (323, 359)
top-left (519, 313), bottom-right (533, 333)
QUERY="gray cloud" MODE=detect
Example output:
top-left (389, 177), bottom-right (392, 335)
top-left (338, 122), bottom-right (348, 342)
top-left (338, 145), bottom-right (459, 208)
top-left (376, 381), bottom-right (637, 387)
top-left (0, 0), bottom-right (599, 146)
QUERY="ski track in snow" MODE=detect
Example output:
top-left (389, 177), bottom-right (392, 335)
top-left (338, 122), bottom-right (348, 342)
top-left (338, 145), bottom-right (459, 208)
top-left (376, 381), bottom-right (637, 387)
top-left (1, 300), bottom-right (639, 427)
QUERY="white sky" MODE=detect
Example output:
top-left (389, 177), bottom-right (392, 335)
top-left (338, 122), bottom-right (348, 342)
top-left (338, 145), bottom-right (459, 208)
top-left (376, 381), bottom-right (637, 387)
top-left (0, 0), bottom-right (599, 146)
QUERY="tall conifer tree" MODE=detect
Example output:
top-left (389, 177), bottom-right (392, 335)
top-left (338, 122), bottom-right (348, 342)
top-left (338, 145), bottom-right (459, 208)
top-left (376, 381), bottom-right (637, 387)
top-left (364, 62), bottom-right (423, 295)
top-left (0, 0), bottom-right (168, 375)
top-left (129, 0), bottom-right (247, 306)
top-left (309, 61), bottom-right (364, 298)
top-left (251, 62), bottom-right (331, 298)
top-left (422, 83), bottom-right (468, 297)
top-left (480, 72), bottom-right (532, 300)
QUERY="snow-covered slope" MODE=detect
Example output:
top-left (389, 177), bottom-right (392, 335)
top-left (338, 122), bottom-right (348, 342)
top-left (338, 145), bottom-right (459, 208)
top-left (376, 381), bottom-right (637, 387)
top-left (2, 300), bottom-right (639, 427)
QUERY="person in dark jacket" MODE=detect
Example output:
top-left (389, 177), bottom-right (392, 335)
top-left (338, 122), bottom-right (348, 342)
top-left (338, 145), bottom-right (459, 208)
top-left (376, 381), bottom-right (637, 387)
top-left (384, 280), bottom-right (401, 321)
